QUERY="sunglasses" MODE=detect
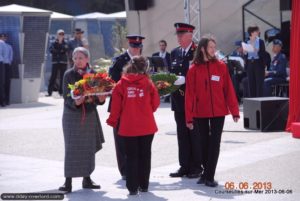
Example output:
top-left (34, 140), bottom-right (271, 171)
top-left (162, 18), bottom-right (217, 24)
top-left (59, 33), bottom-right (64, 35)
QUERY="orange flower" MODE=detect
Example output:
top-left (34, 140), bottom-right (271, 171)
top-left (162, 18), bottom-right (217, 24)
top-left (156, 80), bottom-right (171, 90)
top-left (73, 88), bottom-right (82, 96)
top-left (83, 73), bottom-right (95, 80)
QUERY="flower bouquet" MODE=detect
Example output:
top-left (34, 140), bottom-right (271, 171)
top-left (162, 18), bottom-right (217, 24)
top-left (151, 73), bottom-right (184, 96)
top-left (68, 72), bottom-right (115, 100)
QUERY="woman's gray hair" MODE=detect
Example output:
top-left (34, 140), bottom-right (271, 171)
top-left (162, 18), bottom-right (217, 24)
top-left (72, 47), bottom-right (90, 59)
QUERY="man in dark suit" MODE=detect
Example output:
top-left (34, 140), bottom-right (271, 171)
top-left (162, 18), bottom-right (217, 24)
top-left (169, 23), bottom-right (202, 179)
top-left (108, 34), bottom-right (145, 180)
top-left (152, 40), bottom-right (171, 102)
top-left (152, 40), bottom-right (171, 70)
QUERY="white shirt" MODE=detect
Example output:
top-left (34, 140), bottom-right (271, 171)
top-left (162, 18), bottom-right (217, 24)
top-left (159, 51), bottom-right (166, 58)
top-left (127, 49), bottom-right (134, 60)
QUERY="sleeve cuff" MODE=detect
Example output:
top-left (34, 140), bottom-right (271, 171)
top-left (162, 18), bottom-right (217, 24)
top-left (106, 118), bottom-right (117, 128)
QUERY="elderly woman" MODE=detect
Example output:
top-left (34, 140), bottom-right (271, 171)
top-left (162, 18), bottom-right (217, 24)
top-left (59, 47), bottom-right (105, 193)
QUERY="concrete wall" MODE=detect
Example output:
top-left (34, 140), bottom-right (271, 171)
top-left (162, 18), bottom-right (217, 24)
top-left (125, 0), bottom-right (288, 56)
top-left (125, 0), bottom-right (184, 56)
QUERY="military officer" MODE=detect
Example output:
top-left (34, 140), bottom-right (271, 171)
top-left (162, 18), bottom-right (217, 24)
top-left (263, 39), bottom-right (287, 96)
top-left (169, 23), bottom-right (202, 178)
top-left (108, 34), bottom-right (145, 180)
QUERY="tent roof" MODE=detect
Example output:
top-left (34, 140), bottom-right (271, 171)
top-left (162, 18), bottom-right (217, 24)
top-left (0, 4), bottom-right (51, 13)
top-left (75, 12), bottom-right (108, 19)
top-left (51, 11), bottom-right (73, 19)
top-left (75, 11), bottom-right (126, 20)
top-left (107, 11), bottom-right (126, 18)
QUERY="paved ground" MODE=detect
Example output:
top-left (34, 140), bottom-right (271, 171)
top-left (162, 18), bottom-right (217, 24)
top-left (0, 94), bottom-right (299, 200)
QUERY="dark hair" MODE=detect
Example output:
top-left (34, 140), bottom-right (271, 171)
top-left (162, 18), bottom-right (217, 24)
top-left (192, 34), bottom-right (217, 64)
top-left (247, 26), bottom-right (259, 36)
top-left (159, 40), bottom-right (167, 46)
top-left (123, 55), bottom-right (148, 74)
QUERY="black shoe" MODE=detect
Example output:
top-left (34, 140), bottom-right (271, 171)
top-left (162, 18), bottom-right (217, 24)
top-left (82, 177), bottom-right (101, 189)
top-left (197, 177), bottom-right (205, 184)
top-left (45, 94), bottom-right (52, 97)
top-left (129, 191), bottom-right (138, 195)
top-left (186, 172), bottom-right (201, 179)
top-left (58, 183), bottom-right (72, 193)
top-left (138, 187), bottom-right (148, 192)
top-left (169, 168), bottom-right (188, 177)
top-left (205, 180), bottom-right (218, 187)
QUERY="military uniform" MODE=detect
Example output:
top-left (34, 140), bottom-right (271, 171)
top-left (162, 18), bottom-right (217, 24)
top-left (169, 23), bottom-right (202, 178)
top-left (109, 52), bottom-right (131, 83)
top-left (263, 39), bottom-right (287, 96)
top-left (169, 44), bottom-right (195, 112)
top-left (108, 35), bottom-right (145, 179)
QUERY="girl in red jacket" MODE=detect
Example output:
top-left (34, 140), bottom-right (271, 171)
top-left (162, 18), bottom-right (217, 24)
top-left (107, 56), bottom-right (160, 195)
top-left (185, 35), bottom-right (240, 187)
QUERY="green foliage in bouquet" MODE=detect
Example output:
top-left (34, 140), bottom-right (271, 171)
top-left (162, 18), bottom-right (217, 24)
top-left (93, 58), bottom-right (112, 73)
top-left (151, 73), bottom-right (180, 96)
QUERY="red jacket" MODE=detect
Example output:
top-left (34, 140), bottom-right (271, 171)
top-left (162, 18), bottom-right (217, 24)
top-left (185, 60), bottom-right (239, 123)
top-left (106, 74), bottom-right (160, 136)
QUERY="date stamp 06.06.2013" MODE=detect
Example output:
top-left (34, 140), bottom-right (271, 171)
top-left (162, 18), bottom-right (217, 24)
top-left (215, 181), bottom-right (293, 195)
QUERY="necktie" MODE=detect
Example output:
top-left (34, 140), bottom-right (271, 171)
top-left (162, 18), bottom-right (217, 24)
top-left (182, 50), bottom-right (186, 57)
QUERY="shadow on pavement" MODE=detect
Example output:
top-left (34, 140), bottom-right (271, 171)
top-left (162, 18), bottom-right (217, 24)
top-left (158, 102), bottom-right (171, 108)
top-left (222, 140), bottom-right (246, 144)
top-left (3, 102), bottom-right (54, 109)
top-left (66, 189), bottom-right (167, 201)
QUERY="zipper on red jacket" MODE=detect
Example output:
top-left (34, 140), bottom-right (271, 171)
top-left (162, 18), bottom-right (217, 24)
top-left (206, 62), bottom-right (215, 116)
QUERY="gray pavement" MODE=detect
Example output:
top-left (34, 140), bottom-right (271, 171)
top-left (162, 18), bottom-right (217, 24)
top-left (0, 94), bottom-right (300, 201)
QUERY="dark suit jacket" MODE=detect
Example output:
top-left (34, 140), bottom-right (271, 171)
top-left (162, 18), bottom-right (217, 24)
top-left (268, 52), bottom-right (287, 79)
top-left (108, 51), bottom-right (131, 112)
top-left (169, 43), bottom-right (196, 112)
top-left (109, 51), bottom-right (131, 82)
top-left (152, 51), bottom-right (171, 68)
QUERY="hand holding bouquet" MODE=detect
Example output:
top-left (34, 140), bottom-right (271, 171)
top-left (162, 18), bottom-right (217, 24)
top-left (151, 73), bottom-right (184, 96)
top-left (69, 72), bottom-right (115, 100)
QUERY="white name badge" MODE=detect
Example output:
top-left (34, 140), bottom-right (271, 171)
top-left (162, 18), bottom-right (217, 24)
top-left (211, 75), bottom-right (220, 82)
